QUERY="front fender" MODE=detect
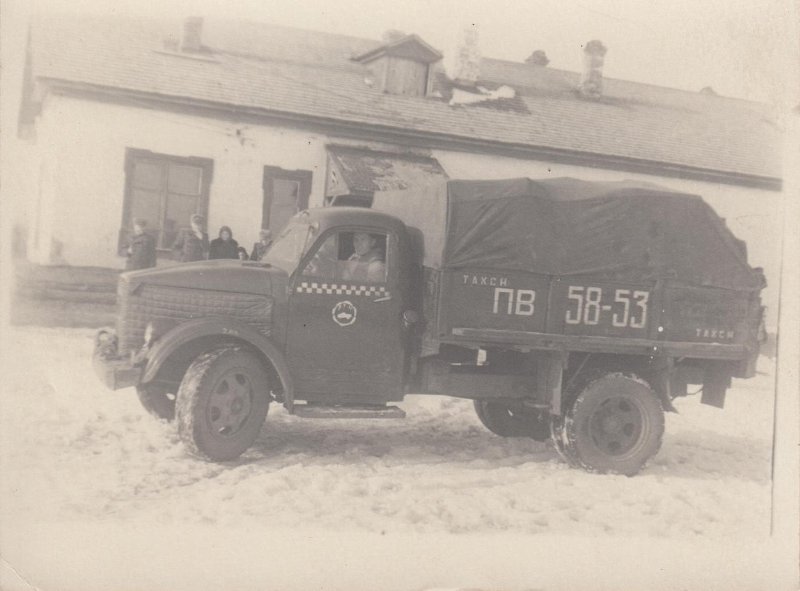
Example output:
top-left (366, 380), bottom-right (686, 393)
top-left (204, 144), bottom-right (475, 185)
top-left (142, 317), bottom-right (295, 411)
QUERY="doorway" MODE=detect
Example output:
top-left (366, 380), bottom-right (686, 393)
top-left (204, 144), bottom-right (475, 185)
top-left (262, 166), bottom-right (312, 236)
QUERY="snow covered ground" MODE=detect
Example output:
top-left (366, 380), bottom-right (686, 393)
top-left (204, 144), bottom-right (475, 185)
top-left (0, 326), bottom-right (790, 590)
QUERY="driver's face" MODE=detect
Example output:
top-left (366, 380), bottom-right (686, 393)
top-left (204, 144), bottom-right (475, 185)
top-left (353, 233), bottom-right (375, 256)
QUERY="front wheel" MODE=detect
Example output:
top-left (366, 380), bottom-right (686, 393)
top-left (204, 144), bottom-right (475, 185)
top-left (176, 345), bottom-right (271, 462)
top-left (136, 383), bottom-right (177, 421)
top-left (474, 400), bottom-right (550, 441)
top-left (552, 373), bottom-right (664, 476)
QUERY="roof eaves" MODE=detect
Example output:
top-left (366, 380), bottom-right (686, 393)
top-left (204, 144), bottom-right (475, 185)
top-left (40, 77), bottom-right (782, 192)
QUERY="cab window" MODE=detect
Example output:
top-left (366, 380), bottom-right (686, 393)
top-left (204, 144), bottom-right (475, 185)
top-left (302, 231), bottom-right (388, 283)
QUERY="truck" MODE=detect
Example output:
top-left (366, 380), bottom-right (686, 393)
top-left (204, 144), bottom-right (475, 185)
top-left (93, 177), bottom-right (766, 475)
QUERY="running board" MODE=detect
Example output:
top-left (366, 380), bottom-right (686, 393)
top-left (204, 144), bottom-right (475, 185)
top-left (291, 404), bottom-right (406, 419)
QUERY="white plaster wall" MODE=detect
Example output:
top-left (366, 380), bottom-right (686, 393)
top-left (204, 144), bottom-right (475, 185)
top-left (30, 94), bottom-right (782, 325)
top-left (33, 150), bottom-right (58, 264)
top-left (34, 95), bottom-right (329, 269)
top-left (434, 150), bottom-right (783, 326)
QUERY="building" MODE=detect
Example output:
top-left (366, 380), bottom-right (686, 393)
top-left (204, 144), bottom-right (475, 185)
top-left (16, 15), bottom-right (783, 318)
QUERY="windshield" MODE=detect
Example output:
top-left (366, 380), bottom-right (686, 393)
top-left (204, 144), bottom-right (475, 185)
top-left (262, 216), bottom-right (317, 273)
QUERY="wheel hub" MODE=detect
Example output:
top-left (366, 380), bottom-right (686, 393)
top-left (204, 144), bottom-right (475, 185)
top-left (589, 396), bottom-right (643, 456)
top-left (208, 371), bottom-right (253, 436)
top-left (601, 415), bottom-right (622, 433)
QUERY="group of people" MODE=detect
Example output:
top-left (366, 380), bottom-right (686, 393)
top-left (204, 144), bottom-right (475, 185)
top-left (124, 213), bottom-right (273, 271)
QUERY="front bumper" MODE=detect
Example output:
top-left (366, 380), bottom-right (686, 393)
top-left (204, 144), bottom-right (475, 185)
top-left (93, 329), bottom-right (142, 390)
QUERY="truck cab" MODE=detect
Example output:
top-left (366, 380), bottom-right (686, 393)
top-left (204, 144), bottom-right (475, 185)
top-left (274, 207), bottom-right (418, 405)
top-left (94, 207), bottom-right (422, 460)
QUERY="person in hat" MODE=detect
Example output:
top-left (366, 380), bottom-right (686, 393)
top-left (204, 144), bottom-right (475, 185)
top-left (124, 218), bottom-right (157, 270)
top-left (209, 225), bottom-right (239, 260)
top-left (250, 229), bottom-right (273, 262)
top-left (172, 213), bottom-right (209, 262)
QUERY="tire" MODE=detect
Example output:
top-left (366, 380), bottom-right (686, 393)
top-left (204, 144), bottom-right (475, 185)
top-left (553, 373), bottom-right (664, 476)
top-left (136, 383), bottom-right (177, 421)
top-left (474, 400), bottom-right (550, 441)
top-left (176, 345), bottom-right (271, 462)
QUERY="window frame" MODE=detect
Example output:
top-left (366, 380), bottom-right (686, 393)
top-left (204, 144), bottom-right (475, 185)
top-left (119, 148), bottom-right (213, 254)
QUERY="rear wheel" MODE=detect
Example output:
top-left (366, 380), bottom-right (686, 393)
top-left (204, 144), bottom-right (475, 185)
top-left (552, 373), bottom-right (664, 475)
top-left (474, 400), bottom-right (550, 441)
top-left (136, 383), bottom-right (176, 421)
top-left (176, 345), bottom-right (270, 462)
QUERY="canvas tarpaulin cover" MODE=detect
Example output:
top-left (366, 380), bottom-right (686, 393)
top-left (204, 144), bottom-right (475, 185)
top-left (372, 177), bottom-right (763, 292)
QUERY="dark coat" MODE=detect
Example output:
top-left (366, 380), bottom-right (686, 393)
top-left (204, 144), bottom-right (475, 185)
top-left (125, 231), bottom-right (157, 270)
top-left (172, 228), bottom-right (209, 262)
top-left (250, 240), bottom-right (272, 261)
top-left (209, 237), bottom-right (239, 260)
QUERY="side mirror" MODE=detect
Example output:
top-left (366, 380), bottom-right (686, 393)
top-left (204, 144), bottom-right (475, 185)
top-left (402, 310), bottom-right (419, 328)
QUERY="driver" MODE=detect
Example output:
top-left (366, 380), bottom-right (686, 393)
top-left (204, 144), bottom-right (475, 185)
top-left (342, 233), bottom-right (385, 282)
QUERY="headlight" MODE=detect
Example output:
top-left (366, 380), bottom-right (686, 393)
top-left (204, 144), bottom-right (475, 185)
top-left (142, 319), bottom-right (177, 348)
top-left (144, 322), bottom-right (155, 347)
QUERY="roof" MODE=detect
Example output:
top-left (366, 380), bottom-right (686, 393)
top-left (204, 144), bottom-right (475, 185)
top-left (327, 145), bottom-right (447, 196)
top-left (24, 15), bottom-right (782, 187)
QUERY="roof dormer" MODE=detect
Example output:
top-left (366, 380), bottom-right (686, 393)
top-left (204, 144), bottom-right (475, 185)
top-left (353, 34), bottom-right (442, 97)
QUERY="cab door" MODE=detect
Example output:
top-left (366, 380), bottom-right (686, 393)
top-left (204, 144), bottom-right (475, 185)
top-left (285, 228), bottom-right (406, 403)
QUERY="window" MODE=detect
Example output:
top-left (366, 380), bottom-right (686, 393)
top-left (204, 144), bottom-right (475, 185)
top-left (385, 57), bottom-right (429, 96)
top-left (302, 231), bottom-right (388, 283)
top-left (263, 166), bottom-right (312, 236)
top-left (121, 149), bottom-right (212, 252)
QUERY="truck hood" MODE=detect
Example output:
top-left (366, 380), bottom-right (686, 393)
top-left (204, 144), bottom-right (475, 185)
top-left (122, 260), bottom-right (289, 298)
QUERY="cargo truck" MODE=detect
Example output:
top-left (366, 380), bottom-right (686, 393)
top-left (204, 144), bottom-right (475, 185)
top-left (94, 178), bottom-right (766, 475)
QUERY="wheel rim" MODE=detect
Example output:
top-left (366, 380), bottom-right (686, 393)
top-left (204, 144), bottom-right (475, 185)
top-left (587, 395), bottom-right (647, 458)
top-left (206, 369), bottom-right (254, 437)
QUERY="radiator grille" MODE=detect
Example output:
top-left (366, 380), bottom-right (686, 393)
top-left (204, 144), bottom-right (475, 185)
top-left (117, 281), bottom-right (273, 355)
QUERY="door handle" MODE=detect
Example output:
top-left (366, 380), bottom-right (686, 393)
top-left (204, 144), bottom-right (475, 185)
top-left (373, 295), bottom-right (392, 303)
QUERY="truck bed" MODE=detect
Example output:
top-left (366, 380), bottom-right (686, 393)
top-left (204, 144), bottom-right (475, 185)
top-left (374, 177), bottom-right (764, 364)
top-left (423, 267), bottom-right (761, 362)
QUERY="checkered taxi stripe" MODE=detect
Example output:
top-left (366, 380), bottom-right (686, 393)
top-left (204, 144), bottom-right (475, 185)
top-left (296, 282), bottom-right (389, 297)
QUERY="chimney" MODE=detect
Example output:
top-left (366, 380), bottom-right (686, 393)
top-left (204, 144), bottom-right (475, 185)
top-left (448, 27), bottom-right (481, 86)
top-left (579, 40), bottom-right (607, 97)
top-left (382, 29), bottom-right (406, 44)
top-left (525, 50), bottom-right (550, 66)
top-left (181, 16), bottom-right (204, 52)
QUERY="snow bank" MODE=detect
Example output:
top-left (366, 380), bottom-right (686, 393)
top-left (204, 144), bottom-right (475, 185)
top-left (0, 327), bottom-right (783, 590)
top-left (3, 522), bottom-right (797, 591)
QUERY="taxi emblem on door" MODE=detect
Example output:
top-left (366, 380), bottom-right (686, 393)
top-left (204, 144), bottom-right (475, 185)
top-left (332, 300), bottom-right (357, 327)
